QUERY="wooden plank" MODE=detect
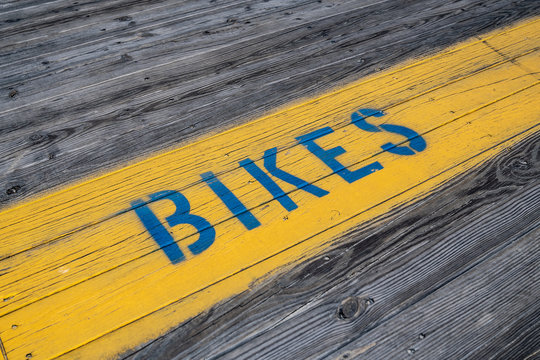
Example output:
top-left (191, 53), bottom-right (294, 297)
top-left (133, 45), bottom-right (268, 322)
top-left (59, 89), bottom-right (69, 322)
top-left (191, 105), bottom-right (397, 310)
top-left (124, 131), bottom-right (540, 360)
top-left (328, 227), bottom-right (540, 359)
top-left (0, 18), bottom-right (538, 359)
top-left (1, 0), bottom-right (538, 207)
top-left (0, 0), bottom-right (202, 40)
top-left (0, 0), bottom-right (321, 80)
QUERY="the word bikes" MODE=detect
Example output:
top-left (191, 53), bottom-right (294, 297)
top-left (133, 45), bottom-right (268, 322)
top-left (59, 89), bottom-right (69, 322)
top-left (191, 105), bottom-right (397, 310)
top-left (131, 108), bottom-right (427, 264)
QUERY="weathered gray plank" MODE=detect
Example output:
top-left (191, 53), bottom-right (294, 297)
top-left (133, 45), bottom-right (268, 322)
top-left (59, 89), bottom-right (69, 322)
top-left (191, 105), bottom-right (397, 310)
top-left (325, 226), bottom-right (540, 360)
top-left (0, 0), bottom-right (360, 105)
top-left (0, 0), bottom-right (193, 38)
top-left (123, 131), bottom-right (540, 359)
top-left (0, 0), bottom-right (301, 74)
top-left (0, 0), bottom-right (75, 14)
top-left (1, 0), bottom-right (538, 207)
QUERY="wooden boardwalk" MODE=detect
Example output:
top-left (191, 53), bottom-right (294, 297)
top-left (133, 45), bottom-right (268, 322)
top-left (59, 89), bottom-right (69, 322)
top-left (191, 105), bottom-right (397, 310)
top-left (0, 1), bottom-right (539, 359)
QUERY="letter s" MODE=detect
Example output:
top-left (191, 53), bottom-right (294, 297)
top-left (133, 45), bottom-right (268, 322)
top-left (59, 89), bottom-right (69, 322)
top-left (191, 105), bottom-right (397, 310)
top-left (351, 108), bottom-right (426, 155)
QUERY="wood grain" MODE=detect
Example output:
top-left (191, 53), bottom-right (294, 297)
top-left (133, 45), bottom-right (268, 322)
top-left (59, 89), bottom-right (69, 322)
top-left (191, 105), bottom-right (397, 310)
top-left (325, 226), bottom-right (540, 360)
top-left (2, 26), bottom-right (536, 260)
top-left (124, 129), bottom-right (540, 360)
top-left (0, 16), bottom-right (538, 358)
top-left (1, 1), bottom-right (539, 359)
top-left (1, 0), bottom-right (538, 207)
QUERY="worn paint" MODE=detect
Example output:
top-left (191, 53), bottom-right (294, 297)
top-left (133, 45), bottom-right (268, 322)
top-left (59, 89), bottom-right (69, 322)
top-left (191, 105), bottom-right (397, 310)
top-left (0, 17), bottom-right (538, 360)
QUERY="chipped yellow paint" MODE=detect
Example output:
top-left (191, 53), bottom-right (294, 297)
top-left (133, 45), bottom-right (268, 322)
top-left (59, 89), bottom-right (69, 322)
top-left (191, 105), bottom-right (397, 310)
top-left (0, 17), bottom-right (539, 360)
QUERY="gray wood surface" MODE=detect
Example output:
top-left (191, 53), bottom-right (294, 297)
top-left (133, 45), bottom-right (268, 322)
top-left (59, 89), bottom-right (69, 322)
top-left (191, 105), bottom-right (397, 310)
top-left (124, 129), bottom-right (540, 360)
top-left (1, 0), bottom-right (539, 206)
top-left (1, 1), bottom-right (539, 359)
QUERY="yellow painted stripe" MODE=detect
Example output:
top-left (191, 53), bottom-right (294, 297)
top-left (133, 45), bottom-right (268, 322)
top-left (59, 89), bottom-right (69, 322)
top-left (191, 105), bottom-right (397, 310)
top-left (0, 17), bottom-right (539, 360)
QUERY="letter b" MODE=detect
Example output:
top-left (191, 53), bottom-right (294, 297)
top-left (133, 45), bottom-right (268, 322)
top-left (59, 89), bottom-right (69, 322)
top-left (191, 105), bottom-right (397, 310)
top-left (131, 190), bottom-right (215, 264)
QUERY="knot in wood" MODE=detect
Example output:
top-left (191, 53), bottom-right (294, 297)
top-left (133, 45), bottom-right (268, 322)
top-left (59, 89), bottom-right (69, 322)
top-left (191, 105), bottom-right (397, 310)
top-left (6, 185), bottom-right (21, 195)
top-left (337, 296), bottom-right (368, 320)
top-left (510, 158), bottom-right (530, 170)
top-left (29, 132), bottom-right (48, 145)
top-left (500, 149), bottom-right (538, 182)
